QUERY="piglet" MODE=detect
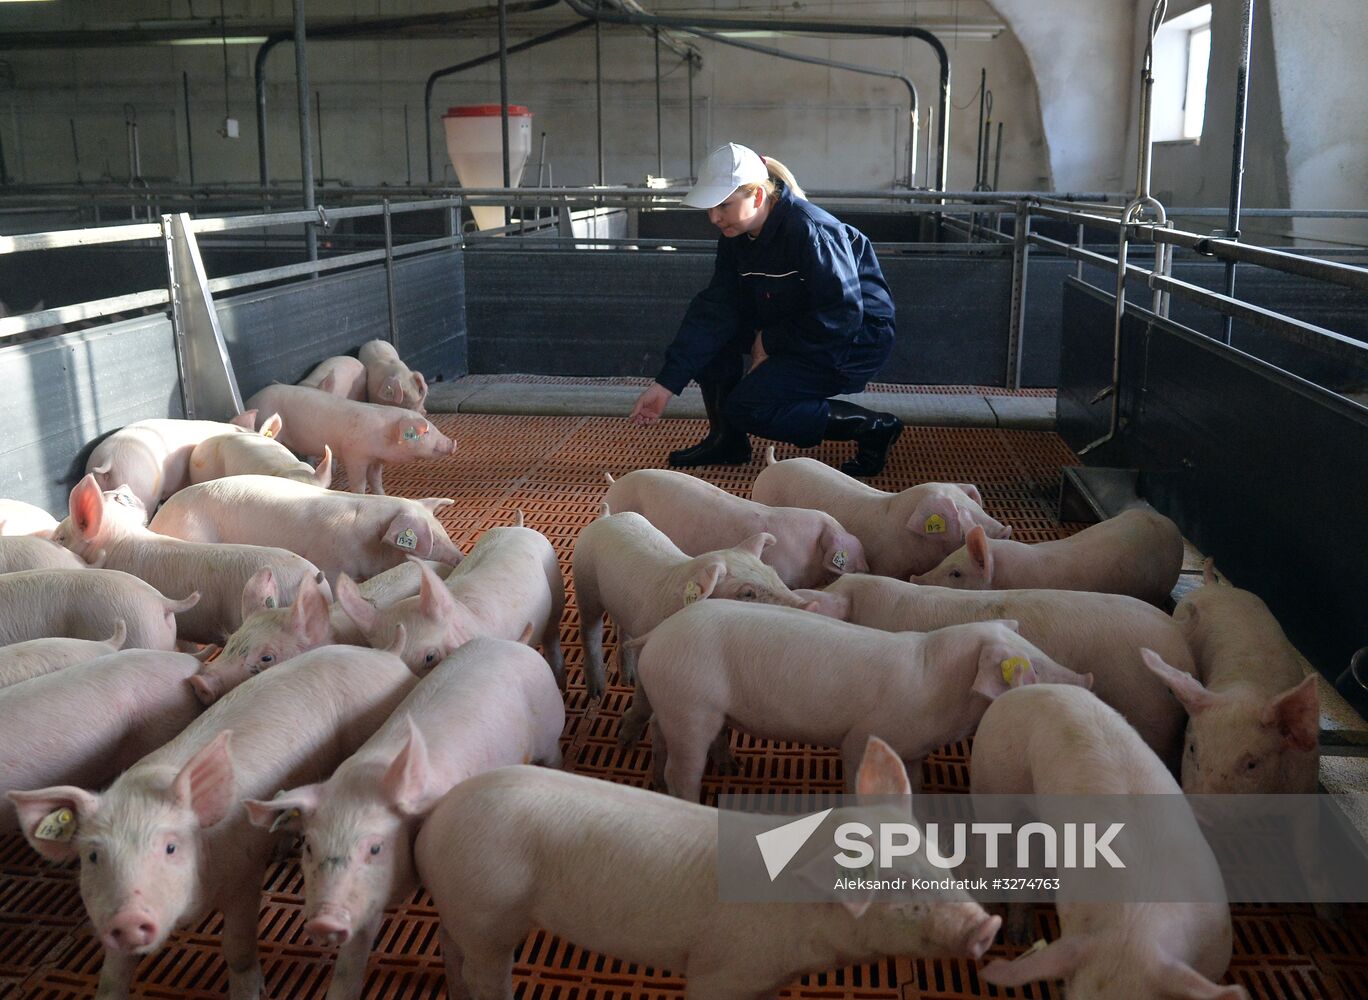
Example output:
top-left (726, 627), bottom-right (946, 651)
top-left (0, 498), bottom-right (59, 538)
top-left (0, 533), bottom-right (87, 573)
top-left (191, 560), bottom-right (455, 705)
top-left (804, 573), bottom-right (1198, 771)
top-left (1142, 560), bottom-right (1318, 794)
top-left (752, 449), bottom-right (1010, 577)
top-left (189, 413), bottom-right (333, 488)
top-left (604, 468), bottom-right (867, 589)
top-left (86, 415), bottom-right (256, 511)
top-left (0, 568), bottom-right (195, 650)
top-left (149, 474), bottom-right (463, 589)
top-left (414, 738), bottom-right (1001, 999)
top-left (0, 649), bottom-right (202, 830)
top-left (244, 384), bottom-right (453, 495)
top-left (337, 521), bottom-right (565, 686)
top-left (8, 645), bottom-right (416, 1000)
top-left (300, 355), bottom-right (368, 401)
top-left (972, 685), bottom-right (1244, 1000)
top-left (0, 623), bottom-right (126, 690)
top-left (358, 339), bottom-right (427, 411)
top-left (244, 637), bottom-right (564, 1000)
top-left (912, 507), bottom-right (1183, 607)
top-left (52, 475), bottom-right (330, 644)
top-left (636, 602), bottom-right (1091, 801)
top-left (574, 508), bottom-right (816, 699)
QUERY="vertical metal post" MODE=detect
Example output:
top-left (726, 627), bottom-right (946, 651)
top-left (654, 28), bottom-right (663, 178)
top-left (992, 121), bottom-right (1003, 190)
top-left (922, 106), bottom-right (932, 190)
top-left (404, 104), bottom-right (412, 186)
top-left (498, 0), bottom-right (511, 226)
top-left (315, 90), bottom-right (324, 183)
top-left (292, 0), bottom-right (317, 262)
top-left (1223, 0), bottom-right (1254, 345)
top-left (163, 216), bottom-right (193, 419)
top-left (1005, 201), bottom-right (1031, 390)
top-left (1076, 222), bottom-right (1085, 280)
top-left (687, 55), bottom-right (694, 179)
top-left (182, 72), bottom-right (195, 186)
top-left (383, 198), bottom-right (399, 344)
top-left (595, 14), bottom-right (605, 184)
top-left (1079, 224), bottom-right (1132, 456)
top-left (974, 70), bottom-right (987, 188)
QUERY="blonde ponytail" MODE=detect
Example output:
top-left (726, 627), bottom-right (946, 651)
top-left (740, 156), bottom-right (806, 201)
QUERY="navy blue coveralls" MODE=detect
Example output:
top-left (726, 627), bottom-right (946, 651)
top-left (654, 182), bottom-right (896, 448)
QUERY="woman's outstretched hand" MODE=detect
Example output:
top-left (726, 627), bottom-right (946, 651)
top-left (630, 382), bottom-right (673, 426)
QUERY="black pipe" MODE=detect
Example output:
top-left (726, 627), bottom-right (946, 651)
top-left (595, 14), bottom-right (604, 184)
top-left (1223, 0), bottom-right (1254, 346)
top-left (69, 119), bottom-right (82, 184)
top-left (992, 121), bottom-right (1003, 191)
top-left (687, 55), bottom-right (694, 179)
top-left (498, 0), bottom-right (511, 194)
top-left (975, 69), bottom-right (986, 188)
top-left (654, 28), bottom-right (662, 178)
top-left (559, 0), bottom-right (952, 190)
top-left (315, 89), bottom-right (324, 182)
top-left (424, 21), bottom-right (591, 184)
top-left (182, 71), bottom-right (195, 186)
top-left (404, 104), bottom-right (412, 186)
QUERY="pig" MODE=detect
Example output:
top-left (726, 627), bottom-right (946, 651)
top-left (414, 737), bottom-right (1002, 999)
top-left (799, 574), bottom-right (1198, 771)
top-left (148, 474), bottom-right (464, 589)
top-left (51, 475), bottom-right (330, 644)
top-left (191, 560), bottom-right (456, 705)
top-left (911, 507), bottom-right (1184, 608)
top-left (243, 383), bottom-right (454, 495)
top-left (0, 533), bottom-right (88, 572)
top-left (0, 568), bottom-right (196, 650)
top-left (635, 602), bottom-right (1091, 801)
top-left (752, 449), bottom-right (1011, 577)
top-left (8, 645), bottom-right (416, 1000)
top-left (189, 413), bottom-right (334, 488)
top-left (85, 415), bottom-right (256, 511)
top-left (574, 508), bottom-right (817, 700)
top-left (604, 468), bottom-right (868, 589)
top-left (0, 623), bottom-right (126, 690)
top-left (0, 649), bottom-right (203, 831)
top-left (0, 498), bottom-right (60, 538)
top-left (358, 339), bottom-right (428, 412)
top-left (1141, 560), bottom-right (1319, 794)
top-left (336, 522), bottom-right (565, 686)
top-left (971, 685), bottom-right (1243, 1000)
top-left (243, 638), bottom-right (565, 1000)
top-left (300, 355), bottom-right (368, 401)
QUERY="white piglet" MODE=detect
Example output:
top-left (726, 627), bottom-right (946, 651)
top-left (189, 413), bottom-right (333, 488)
top-left (0, 498), bottom-right (60, 538)
top-left (0, 533), bottom-right (87, 572)
top-left (0, 624), bottom-right (127, 690)
top-left (358, 339), bottom-right (428, 412)
top-left (244, 638), bottom-right (565, 1000)
top-left (0, 568), bottom-right (195, 650)
top-left (86, 415), bottom-right (256, 511)
top-left (299, 355), bottom-right (368, 401)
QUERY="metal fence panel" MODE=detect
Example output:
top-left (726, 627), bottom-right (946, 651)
top-left (392, 249), bottom-right (467, 385)
top-left (0, 315), bottom-right (180, 513)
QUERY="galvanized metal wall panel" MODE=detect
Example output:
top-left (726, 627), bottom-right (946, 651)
top-left (1058, 277), bottom-right (1368, 684)
top-left (392, 250), bottom-right (467, 385)
top-left (0, 316), bottom-right (180, 514)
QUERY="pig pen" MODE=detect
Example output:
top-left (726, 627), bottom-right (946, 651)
top-left (2, 409), bottom-right (1363, 1000)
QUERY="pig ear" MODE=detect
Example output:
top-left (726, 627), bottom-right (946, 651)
top-left (980, 936), bottom-right (1091, 988)
top-left (1140, 648), bottom-right (1219, 716)
top-left (259, 413), bottom-right (283, 439)
top-left (240, 568), bottom-right (279, 621)
top-left (378, 376), bottom-right (401, 402)
top-left (1155, 958), bottom-right (1250, 999)
top-left (907, 496), bottom-right (960, 539)
top-left (689, 561), bottom-right (726, 602)
top-left (382, 717), bottom-right (434, 815)
top-left (317, 371), bottom-right (337, 393)
top-left (855, 735), bottom-right (912, 797)
top-left (172, 731), bottom-right (236, 829)
top-left (289, 576), bottom-right (333, 646)
top-left (733, 532), bottom-right (775, 559)
top-left (416, 558), bottom-right (458, 620)
top-left (334, 574), bottom-right (379, 634)
top-left (230, 409), bottom-right (257, 429)
top-left (383, 513), bottom-right (435, 558)
top-left (243, 785), bottom-right (321, 833)
top-left (313, 446), bottom-right (334, 488)
top-left (954, 482), bottom-right (984, 506)
top-left (69, 474), bottom-right (105, 540)
top-left (7, 786), bottom-right (101, 862)
top-left (965, 525), bottom-right (993, 581)
top-left (383, 623), bottom-right (408, 657)
top-left (1261, 676), bottom-right (1319, 754)
top-left (973, 642), bottom-right (1038, 700)
top-left (1202, 557), bottom-right (1219, 586)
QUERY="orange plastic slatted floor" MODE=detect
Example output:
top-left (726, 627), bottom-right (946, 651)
top-left (3, 414), bottom-right (1363, 999)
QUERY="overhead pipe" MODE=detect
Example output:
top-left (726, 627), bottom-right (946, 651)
top-left (680, 26), bottom-right (921, 188)
top-left (1222, 0), bottom-right (1254, 345)
top-left (560, 0), bottom-right (952, 190)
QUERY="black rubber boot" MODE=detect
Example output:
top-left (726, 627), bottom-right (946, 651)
top-left (667, 377), bottom-right (751, 467)
top-left (823, 399), bottom-right (903, 477)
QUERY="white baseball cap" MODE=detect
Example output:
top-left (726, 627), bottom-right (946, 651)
top-left (683, 142), bottom-right (769, 209)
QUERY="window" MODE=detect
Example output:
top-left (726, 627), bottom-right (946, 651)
top-left (1151, 4), bottom-right (1212, 142)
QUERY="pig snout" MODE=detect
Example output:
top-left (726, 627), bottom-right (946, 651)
top-left (304, 902), bottom-right (354, 946)
top-left (187, 673), bottom-right (222, 706)
top-left (932, 903), bottom-right (1001, 960)
top-left (102, 909), bottom-right (161, 953)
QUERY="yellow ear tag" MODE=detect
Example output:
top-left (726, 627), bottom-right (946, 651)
top-left (1000, 656), bottom-right (1030, 686)
top-left (269, 808), bottom-right (300, 834)
top-left (35, 808), bottom-right (77, 842)
top-left (262, 427), bottom-right (276, 439)
top-left (683, 581), bottom-right (703, 604)
top-left (395, 528), bottom-right (418, 551)
top-left (924, 513), bottom-right (947, 534)
top-left (832, 549), bottom-right (848, 571)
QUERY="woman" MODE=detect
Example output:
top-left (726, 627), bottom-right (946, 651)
top-left (629, 142), bottom-right (902, 477)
